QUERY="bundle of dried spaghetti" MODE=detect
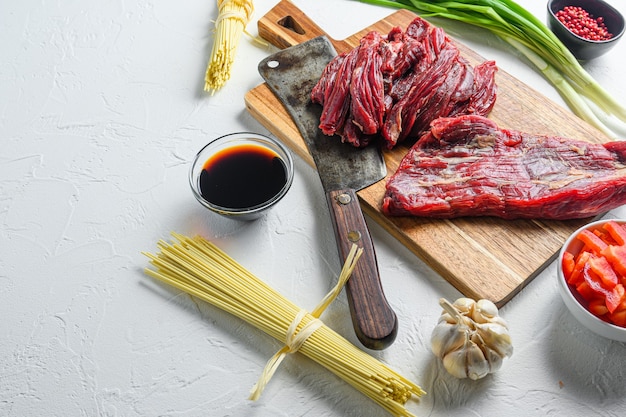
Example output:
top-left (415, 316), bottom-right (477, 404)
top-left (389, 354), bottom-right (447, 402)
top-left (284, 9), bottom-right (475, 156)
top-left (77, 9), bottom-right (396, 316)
top-left (143, 233), bottom-right (425, 417)
top-left (204, 0), bottom-right (253, 94)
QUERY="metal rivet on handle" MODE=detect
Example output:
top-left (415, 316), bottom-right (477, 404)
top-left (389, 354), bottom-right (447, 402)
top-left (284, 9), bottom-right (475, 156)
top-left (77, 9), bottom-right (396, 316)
top-left (336, 193), bottom-right (352, 205)
top-left (347, 231), bottom-right (362, 243)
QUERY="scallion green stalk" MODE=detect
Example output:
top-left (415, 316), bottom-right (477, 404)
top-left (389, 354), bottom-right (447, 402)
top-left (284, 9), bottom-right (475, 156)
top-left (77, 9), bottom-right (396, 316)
top-left (357, 0), bottom-right (626, 138)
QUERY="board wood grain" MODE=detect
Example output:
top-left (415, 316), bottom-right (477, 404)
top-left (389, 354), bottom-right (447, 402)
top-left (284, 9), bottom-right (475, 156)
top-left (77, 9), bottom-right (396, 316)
top-left (244, 0), bottom-right (607, 306)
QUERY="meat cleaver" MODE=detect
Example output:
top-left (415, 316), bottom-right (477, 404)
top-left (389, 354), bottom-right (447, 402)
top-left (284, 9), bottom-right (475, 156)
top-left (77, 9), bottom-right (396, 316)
top-left (258, 36), bottom-right (398, 350)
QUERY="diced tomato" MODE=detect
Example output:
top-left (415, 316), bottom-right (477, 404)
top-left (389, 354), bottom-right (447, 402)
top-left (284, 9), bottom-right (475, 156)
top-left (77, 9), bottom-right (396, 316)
top-left (577, 229), bottom-right (608, 253)
top-left (575, 280), bottom-right (597, 302)
top-left (582, 264), bottom-right (609, 297)
top-left (562, 251), bottom-right (575, 280)
top-left (581, 265), bottom-right (626, 313)
top-left (568, 251), bottom-right (591, 286)
top-left (606, 284), bottom-right (626, 314)
top-left (601, 245), bottom-right (626, 278)
top-left (588, 255), bottom-right (619, 288)
top-left (575, 246), bottom-right (592, 262)
top-left (593, 229), bottom-right (617, 246)
top-left (608, 309), bottom-right (626, 327)
top-left (603, 220), bottom-right (626, 246)
top-left (588, 298), bottom-right (609, 317)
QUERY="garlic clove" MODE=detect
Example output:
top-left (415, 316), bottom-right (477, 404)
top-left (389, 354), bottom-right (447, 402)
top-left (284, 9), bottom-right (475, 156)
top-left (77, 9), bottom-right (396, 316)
top-left (431, 322), bottom-right (466, 358)
top-left (442, 338), bottom-right (490, 380)
top-left (471, 331), bottom-right (504, 373)
top-left (442, 349), bottom-right (467, 379)
top-left (452, 297), bottom-right (476, 315)
top-left (471, 299), bottom-right (499, 323)
top-left (482, 343), bottom-right (504, 373)
top-left (465, 341), bottom-right (490, 380)
top-left (442, 347), bottom-right (472, 379)
top-left (475, 322), bottom-right (514, 358)
top-left (438, 312), bottom-right (456, 325)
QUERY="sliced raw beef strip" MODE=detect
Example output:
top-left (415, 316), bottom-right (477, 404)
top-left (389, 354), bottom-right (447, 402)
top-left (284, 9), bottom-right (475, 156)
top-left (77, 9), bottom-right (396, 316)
top-left (381, 26), bottom-right (425, 84)
top-left (447, 60), bottom-right (497, 117)
top-left (341, 114), bottom-right (377, 148)
top-left (382, 115), bottom-right (626, 220)
top-left (350, 32), bottom-right (385, 136)
top-left (406, 57), bottom-right (474, 138)
top-left (405, 15), bottom-right (430, 42)
top-left (311, 17), bottom-right (498, 149)
top-left (311, 52), bottom-right (346, 105)
top-left (381, 43), bottom-right (459, 148)
top-left (317, 48), bottom-right (358, 136)
top-left (463, 60), bottom-right (498, 116)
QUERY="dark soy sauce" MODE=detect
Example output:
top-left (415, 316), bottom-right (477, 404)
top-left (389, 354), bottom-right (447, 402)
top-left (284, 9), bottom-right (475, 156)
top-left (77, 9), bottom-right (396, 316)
top-left (199, 144), bottom-right (288, 209)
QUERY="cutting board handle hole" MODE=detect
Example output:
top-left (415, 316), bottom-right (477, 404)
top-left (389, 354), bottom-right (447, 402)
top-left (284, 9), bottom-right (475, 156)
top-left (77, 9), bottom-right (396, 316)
top-left (267, 60), bottom-right (279, 69)
top-left (277, 16), bottom-right (305, 35)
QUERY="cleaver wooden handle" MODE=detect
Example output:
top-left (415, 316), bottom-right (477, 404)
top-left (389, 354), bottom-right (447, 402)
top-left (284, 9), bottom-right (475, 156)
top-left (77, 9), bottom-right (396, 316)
top-left (326, 189), bottom-right (398, 350)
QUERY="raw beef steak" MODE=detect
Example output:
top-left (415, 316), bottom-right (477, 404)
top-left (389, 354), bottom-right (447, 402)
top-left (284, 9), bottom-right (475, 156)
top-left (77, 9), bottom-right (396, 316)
top-left (382, 115), bottom-right (626, 220)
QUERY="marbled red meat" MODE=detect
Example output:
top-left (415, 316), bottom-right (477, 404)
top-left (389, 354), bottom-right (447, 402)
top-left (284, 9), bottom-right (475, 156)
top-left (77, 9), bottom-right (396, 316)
top-left (350, 32), bottom-right (385, 136)
top-left (459, 60), bottom-right (498, 117)
top-left (311, 53), bottom-right (345, 105)
top-left (311, 17), bottom-right (498, 149)
top-left (382, 43), bottom-right (459, 148)
top-left (317, 48), bottom-right (358, 137)
top-left (382, 115), bottom-right (626, 220)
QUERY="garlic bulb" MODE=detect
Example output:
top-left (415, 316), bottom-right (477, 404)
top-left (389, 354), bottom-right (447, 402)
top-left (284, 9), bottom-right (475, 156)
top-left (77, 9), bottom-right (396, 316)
top-left (431, 297), bottom-right (513, 380)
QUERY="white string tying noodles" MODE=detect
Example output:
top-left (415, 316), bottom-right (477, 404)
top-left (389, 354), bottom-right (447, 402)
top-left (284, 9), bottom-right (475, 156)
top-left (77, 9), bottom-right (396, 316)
top-left (249, 310), bottom-right (323, 400)
top-left (214, 10), bottom-right (248, 25)
top-left (249, 244), bottom-right (363, 401)
top-left (216, 0), bottom-right (252, 26)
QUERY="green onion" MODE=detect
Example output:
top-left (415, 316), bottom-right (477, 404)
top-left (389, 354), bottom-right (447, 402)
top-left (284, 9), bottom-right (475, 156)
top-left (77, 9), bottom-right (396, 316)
top-left (356, 0), bottom-right (626, 138)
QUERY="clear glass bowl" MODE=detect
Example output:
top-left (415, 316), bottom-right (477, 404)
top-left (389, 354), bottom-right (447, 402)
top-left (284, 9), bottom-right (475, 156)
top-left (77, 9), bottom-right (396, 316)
top-left (189, 132), bottom-right (294, 221)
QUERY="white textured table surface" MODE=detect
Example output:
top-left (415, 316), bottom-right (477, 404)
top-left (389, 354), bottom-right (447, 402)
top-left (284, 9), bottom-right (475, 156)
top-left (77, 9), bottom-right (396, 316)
top-left (2, 1), bottom-right (626, 416)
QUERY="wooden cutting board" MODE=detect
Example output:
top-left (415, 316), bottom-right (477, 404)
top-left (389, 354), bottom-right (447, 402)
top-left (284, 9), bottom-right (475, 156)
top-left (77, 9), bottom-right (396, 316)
top-left (244, 0), bottom-right (607, 306)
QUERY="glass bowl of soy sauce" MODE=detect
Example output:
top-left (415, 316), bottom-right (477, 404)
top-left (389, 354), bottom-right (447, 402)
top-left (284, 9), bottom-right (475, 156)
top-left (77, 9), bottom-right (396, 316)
top-left (189, 132), bottom-right (294, 221)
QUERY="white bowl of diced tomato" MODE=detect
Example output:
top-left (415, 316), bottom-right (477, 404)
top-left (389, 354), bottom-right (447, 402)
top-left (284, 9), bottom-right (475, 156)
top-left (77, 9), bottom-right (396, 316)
top-left (558, 219), bottom-right (626, 342)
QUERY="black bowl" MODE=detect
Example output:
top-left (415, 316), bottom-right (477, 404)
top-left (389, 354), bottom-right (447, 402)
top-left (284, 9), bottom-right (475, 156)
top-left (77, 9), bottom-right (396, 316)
top-left (547, 0), bottom-right (624, 60)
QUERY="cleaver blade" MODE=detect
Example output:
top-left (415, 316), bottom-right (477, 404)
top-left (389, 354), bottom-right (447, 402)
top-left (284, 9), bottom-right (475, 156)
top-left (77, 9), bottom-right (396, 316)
top-left (258, 36), bottom-right (398, 350)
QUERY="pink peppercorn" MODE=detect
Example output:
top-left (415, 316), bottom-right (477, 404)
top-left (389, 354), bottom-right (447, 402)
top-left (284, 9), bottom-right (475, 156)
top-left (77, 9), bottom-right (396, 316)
top-left (555, 6), bottom-right (613, 41)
